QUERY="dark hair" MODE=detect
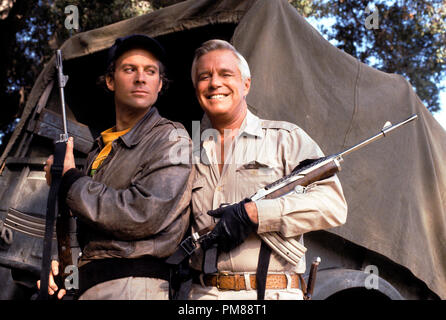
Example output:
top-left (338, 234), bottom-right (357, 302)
top-left (97, 52), bottom-right (170, 95)
top-left (98, 34), bottom-right (169, 95)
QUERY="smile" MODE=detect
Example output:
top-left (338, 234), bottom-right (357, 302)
top-left (207, 94), bottom-right (228, 100)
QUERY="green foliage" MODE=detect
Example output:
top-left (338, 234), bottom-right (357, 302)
top-left (290, 0), bottom-right (446, 112)
top-left (0, 0), bottom-right (444, 153)
top-left (0, 0), bottom-right (157, 154)
top-left (4, 0), bottom-right (156, 101)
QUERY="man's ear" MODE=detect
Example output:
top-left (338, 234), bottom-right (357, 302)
top-left (243, 77), bottom-right (251, 97)
top-left (157, 79), bottom-right (163, 93)
top-left (106, 74), bottom-right (115, 92)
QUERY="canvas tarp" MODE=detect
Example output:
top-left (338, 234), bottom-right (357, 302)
top-left (232, 0), bottom-right (446, 299)
top-left (3, 0), bottom-right (445, 298)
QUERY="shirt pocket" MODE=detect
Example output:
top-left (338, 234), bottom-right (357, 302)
top-left (235, 160), bottom-right (283, 196)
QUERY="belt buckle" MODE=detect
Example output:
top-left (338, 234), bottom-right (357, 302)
top-left (216, 272), bottom-right (229, 290)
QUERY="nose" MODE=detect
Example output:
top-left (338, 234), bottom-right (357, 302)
top-left (134, 69), bottom-right (147, 84)
top-left (209, 74), bottom-right (222, 88)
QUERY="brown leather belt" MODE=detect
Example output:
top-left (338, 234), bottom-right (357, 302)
top-left (194, 273), bottom-right (307, 291)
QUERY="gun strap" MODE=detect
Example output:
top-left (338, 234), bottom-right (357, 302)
top-left (256, 240), bottom-right (272, 300)
top-left (169, 259), bottom-right (192, 300)
top-left (38, 141), bottom-right (66, 300)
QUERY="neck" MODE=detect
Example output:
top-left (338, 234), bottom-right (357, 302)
top-left (115, 105), bottom-right (151, 131)
top-left (210, 106), bottom-right (247, 175)
top-left (210, 105), bottom-right (247, 137)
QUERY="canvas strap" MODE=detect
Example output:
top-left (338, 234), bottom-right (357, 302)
top-left (256, 240), bottom-right (272, 300)
top-left (38, 141), bottom-right (66, 300)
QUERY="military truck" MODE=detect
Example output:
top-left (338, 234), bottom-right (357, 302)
top-left (1, 0), bottom-right (445, 300)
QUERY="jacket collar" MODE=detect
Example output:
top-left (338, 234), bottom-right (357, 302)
top-left (94, 106), bottom-right (161, 150)
top-left (119, 106), bottom-right (161, 148)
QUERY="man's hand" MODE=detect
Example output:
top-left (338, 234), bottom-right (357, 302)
top-left (244, 201), bottom-right (258, 224)
top-left (200, 198), bottom-right (258, 252)
top-left (36, 260), bottom-right (66, 299)
top-left (44, 137), bottom-right (76, 186)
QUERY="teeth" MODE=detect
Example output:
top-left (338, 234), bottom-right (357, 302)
top-left (209, 94), bottom-right (226, 99)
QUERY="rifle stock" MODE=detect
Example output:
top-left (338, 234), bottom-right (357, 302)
top-left (263, 159), bottom-right (341, 200)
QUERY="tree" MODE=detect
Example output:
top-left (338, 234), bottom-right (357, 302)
top-left (289, 0), bottom-right (446, 113)
top-left (0, 0), bottom-right (444, 153)
top-left (0, 0), bottom-right (34, 151)
top-left (0, 0), bottom-right (183, 154)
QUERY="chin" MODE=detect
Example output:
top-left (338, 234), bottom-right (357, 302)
top-left (128, 99), bottom-right (155, 110)
top-left (204, 104), bottom-right (233, 116)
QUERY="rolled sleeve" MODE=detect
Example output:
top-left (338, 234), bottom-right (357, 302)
top-left (256, 198), bottom-right (282, 233)
top-left (256, 175), bottom-right (347, 236)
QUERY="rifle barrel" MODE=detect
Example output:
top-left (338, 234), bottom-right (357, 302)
top-left (338, 114), bottom-right (418, 158)
top-left (56, 50), bottom-right (69, 141)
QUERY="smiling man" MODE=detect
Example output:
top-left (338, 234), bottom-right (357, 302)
top-left (40, 35), bottom-right (193, 300)
top-left (188, 39), bottom-right (347, 300)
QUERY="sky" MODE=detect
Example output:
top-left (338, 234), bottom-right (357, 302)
top-left (306, 15), bottom-right (446, 131)
top-left (433, 81), bottom-right (446, 130)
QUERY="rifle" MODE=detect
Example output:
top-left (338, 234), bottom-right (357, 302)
top-left (39, 50), bottom-right (78, 299)
top-left (167, 114), bottom-right (418, 271)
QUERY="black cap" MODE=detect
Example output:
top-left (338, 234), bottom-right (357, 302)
top-left (106, 34), bottom-right (167, 70)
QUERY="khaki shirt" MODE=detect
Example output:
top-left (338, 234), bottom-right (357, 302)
top-left (191, 109), bottom-right (347, 274)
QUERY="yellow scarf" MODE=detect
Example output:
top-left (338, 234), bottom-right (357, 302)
top-left (90, 126), bottom-right (131, 176)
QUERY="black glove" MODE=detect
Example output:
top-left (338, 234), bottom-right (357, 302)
top-left (200, 198), bottom-right (258, 252)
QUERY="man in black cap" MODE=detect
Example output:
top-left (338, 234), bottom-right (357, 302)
top-left (39, 35), bottom-right (193, 299)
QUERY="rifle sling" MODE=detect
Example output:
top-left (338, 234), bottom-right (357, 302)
top-left (38, 141), bottom-right (66, 300)
top-left (256, 240), bottom-right (272, 300)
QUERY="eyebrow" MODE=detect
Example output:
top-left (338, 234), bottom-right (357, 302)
top-left (197, 68), bottom-right (236, 76)
top-left (120, 63), bottom-right (159, 70)
top-left (219, 68), bottom-right (235, 74)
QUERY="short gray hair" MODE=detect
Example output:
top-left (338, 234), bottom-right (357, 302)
top-left (191, 39), bottom-right (251, 87)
